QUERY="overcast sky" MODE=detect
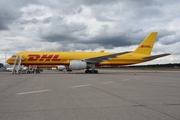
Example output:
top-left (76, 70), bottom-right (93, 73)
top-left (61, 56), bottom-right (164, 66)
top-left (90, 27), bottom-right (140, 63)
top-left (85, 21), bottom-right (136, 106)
top-left (0, 0), bottom-right (180, 65)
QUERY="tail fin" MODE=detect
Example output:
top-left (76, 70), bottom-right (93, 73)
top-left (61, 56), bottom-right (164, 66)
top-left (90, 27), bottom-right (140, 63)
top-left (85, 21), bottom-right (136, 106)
top-left (133, 32), bottom-right (158, 55)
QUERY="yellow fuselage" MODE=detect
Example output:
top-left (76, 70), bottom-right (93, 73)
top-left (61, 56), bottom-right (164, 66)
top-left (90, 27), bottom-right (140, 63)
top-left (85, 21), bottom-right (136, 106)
top-left (6, 51), bottom-right (149, 66)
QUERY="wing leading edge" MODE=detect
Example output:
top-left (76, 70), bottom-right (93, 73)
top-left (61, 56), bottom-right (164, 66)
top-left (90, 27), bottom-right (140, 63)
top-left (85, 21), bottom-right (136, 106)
top-left (83, 51), bottom-right (131, 63)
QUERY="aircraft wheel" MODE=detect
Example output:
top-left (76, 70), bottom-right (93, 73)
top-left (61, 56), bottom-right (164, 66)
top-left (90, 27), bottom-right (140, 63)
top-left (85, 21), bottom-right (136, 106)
top-left (85, 70), bottom-right (98, 74)
top-left (94, 70), bottom-right (98, 74)
top-left (89, 70), bottom-right (93, 73)
top-left (92, 70), bottom-right (98, 74)
top-left (85, 70), bottom-right (89, 73)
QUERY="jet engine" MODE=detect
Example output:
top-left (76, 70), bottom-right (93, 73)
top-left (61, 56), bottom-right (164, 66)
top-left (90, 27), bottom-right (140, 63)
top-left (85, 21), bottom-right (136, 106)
top-left (57, 65), bottom-right (66, 71)
top-left (69, 60), bottom-right (87, 70)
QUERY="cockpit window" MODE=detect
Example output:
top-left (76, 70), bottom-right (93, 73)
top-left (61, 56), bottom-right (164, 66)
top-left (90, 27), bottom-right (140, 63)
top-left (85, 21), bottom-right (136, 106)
top-left (11, 55), bottom-right (16, 58)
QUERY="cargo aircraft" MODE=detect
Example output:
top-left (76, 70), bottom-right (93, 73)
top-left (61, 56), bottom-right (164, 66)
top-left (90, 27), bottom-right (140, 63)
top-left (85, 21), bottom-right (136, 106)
top-left (6, 32), bottom-right (170, 73)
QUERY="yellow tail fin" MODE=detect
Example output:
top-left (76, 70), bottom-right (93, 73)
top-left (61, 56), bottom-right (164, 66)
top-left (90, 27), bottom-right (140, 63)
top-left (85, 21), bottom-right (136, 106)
top-left (133, 32), bottom-right (158, 55)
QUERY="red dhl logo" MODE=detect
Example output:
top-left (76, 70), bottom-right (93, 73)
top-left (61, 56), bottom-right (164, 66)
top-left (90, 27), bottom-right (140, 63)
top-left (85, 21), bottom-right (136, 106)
top-left (140, 45), bottom-right (151, 48)
top-left (27, 54), bottom-right (61, 61)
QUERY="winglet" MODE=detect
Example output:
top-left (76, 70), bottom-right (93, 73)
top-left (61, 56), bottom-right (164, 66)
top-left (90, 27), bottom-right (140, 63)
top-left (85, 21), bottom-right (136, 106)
top-left (133, 32), bottom-right (158, 55)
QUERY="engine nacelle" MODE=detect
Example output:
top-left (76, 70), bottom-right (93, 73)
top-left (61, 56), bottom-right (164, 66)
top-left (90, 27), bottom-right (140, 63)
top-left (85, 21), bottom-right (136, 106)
top-left (57, 65), bottom-right (66, 71)
top-left (69, 60), bottom-right (87, 70)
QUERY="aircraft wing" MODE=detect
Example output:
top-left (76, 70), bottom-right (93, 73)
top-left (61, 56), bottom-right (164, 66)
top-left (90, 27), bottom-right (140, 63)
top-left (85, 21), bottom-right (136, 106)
top-left (84, 51), bottom-right (131, 63)
top-left (143, 53), bottom-right (171, 60)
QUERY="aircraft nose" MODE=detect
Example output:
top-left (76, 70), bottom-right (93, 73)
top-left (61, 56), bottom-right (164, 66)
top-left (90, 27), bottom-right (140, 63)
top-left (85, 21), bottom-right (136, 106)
top-left (6, 58), bottom-right (11, 64)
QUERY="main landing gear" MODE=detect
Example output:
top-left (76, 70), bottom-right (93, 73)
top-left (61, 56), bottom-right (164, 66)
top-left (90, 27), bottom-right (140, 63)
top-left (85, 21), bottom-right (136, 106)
top-left (85, 69), bottom-right (98, 74)
top-left (85, 63), bottom-right (98, 74)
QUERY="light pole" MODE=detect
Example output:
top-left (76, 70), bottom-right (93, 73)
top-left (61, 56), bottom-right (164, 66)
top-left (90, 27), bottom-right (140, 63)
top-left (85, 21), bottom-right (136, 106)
top-left (5, 53), bottom-right (7, 66)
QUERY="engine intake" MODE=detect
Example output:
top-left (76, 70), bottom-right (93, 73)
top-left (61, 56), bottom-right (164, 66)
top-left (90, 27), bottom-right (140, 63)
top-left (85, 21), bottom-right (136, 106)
top-left (69, 60), bottom-right (87, 70)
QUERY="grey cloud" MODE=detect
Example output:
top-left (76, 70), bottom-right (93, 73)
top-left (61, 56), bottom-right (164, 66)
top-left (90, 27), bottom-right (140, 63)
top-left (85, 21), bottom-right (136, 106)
top-left (0, 0), bottom-right (180, 59)
top-left (41, 22), bottom-right (146, 50)
top-left (40, 18), bottom-right (88, 42)
top-left (77, 0), bottom-right (119, 6)
top-left (27, 0), bottom-right (180, 50)
top-left (20, 18), bottom-right (39, 24)
top-left (43, 17), bottom-right (52, 23)
top-left (77, 7), bottom-right (83, 13)
top-left (23, 8), bottom-right (44, 16)
top-left (159, 30), bottom-right (180, 45)
top-left (157, 29), bottom-right (176, 38)
top-left (0, 0), bottom-right (69, 31)
top-left (0, 8), bottom-right (21, 30)
top-left (82, 30), bottom-right (147, 49)
top-left (43, 33), bottom-right (76, 42)
top-left (89, 0), bottom-right (180, 24)
top-left (90, 35), bottom-right (133, 48)
top-left (0, 0), bottom-right (35, 31)
top-left (0, 23), bottom-right (9, 30)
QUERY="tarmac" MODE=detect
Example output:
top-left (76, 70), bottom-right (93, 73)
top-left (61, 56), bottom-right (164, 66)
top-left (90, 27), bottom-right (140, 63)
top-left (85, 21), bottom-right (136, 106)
top-left (0, 69), bottom-right (180, 120)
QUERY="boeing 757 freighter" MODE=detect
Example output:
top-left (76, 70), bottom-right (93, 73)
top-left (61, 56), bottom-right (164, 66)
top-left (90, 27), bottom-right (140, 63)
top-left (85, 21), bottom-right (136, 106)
top-left (6, 32), bottom-right (170, 73)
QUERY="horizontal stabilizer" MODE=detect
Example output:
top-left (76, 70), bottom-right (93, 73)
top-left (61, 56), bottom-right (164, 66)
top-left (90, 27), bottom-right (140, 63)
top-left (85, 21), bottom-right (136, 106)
top-left (143, 53), bottom-right (171, 60)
